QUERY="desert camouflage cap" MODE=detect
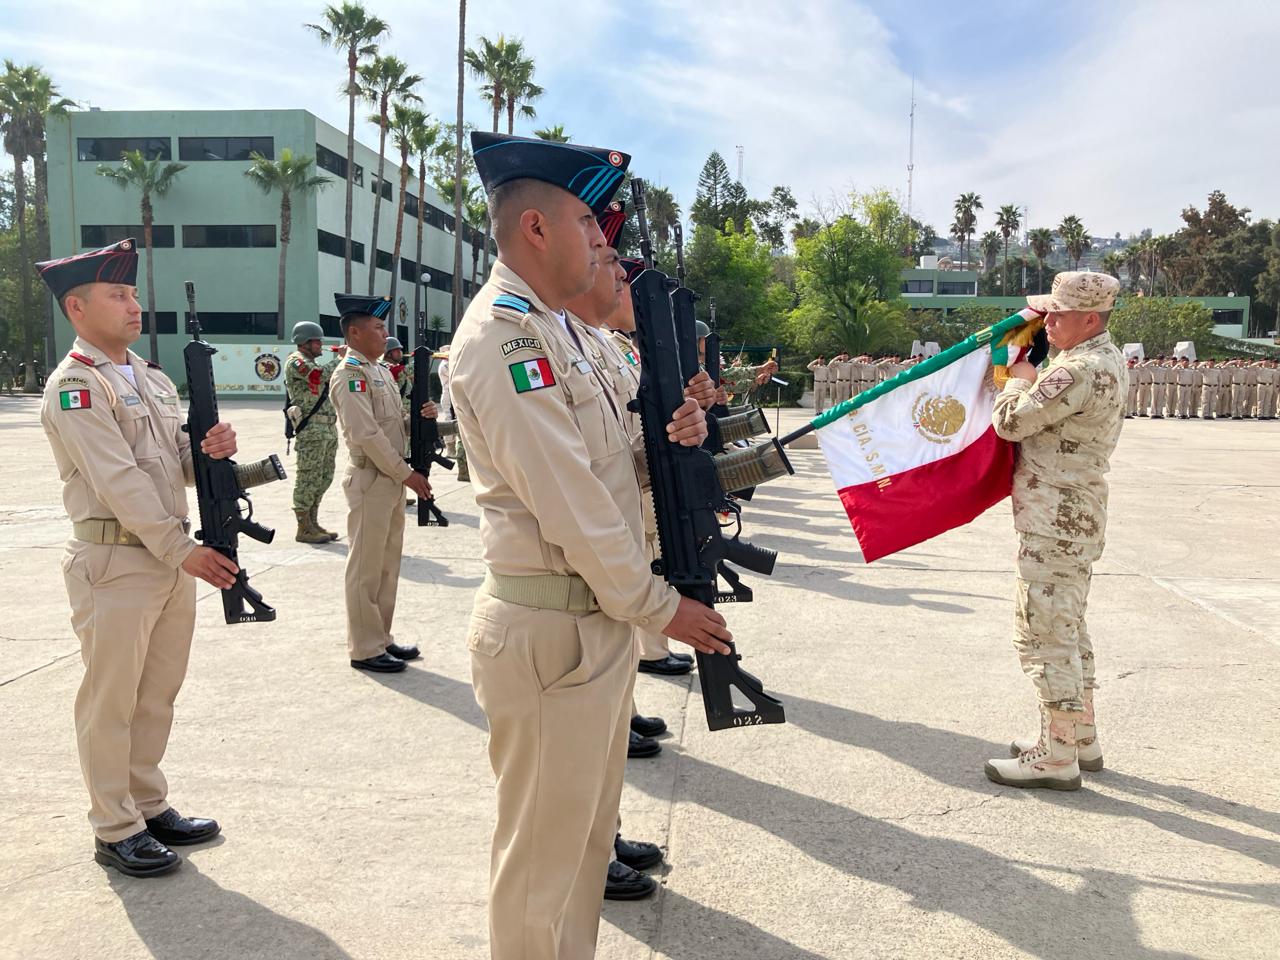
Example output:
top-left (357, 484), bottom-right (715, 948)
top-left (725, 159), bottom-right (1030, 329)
top-left (1027, 271), bottom-right (1120, 314)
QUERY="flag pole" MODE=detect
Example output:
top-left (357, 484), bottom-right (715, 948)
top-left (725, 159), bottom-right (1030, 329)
top-left (779, 311), bottom-right (1037, 447)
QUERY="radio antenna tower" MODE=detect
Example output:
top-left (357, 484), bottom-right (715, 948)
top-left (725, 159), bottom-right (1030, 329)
top-left (735, 144), bottom-right (744, 183)
top-left (906, 76), bottom-right (916, 239)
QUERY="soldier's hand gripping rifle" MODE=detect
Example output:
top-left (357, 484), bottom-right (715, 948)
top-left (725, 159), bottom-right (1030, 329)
top-left (629, 179), bottom-right (785, 731)
top-left (182, 282), bottom-right (287, 624)
top-left (409, 327), bottom-right (455, 526)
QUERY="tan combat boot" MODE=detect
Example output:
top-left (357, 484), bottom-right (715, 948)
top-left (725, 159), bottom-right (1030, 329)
top-left (1010, 690), bottom-right (1103, 772)
top-left (309, 506), bottom-right (339, 542)
top-left (986, 706), bottom-right (1081, 791)
top-left (294, 509), bottom-right (331, 544)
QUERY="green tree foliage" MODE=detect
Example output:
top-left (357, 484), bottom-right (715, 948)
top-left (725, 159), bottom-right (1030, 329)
top-left (683, 222), bottom-right (789, 346)
top-left (690, 151), bottom-right (732, 233)
top-left (1109, 297), bottom-right (1213, 355)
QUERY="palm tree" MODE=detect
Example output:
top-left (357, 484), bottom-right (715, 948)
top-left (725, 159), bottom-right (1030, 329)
top-left (1123, 241), bottom-right (1145, 293)
top-left (979, 230), bottom-right (1001, 276)
top-left (995, 204), bottom-right (1021, 293)
top-left (410, 118), bottom-right (444, 335)
top-left (953, 192), bottom-right (982, 267)
top-left (1058, 216), bottom-right (1090, 270)
top-left (1, 63), bottom-right (73, 379)
top-left (387, 103), bottom-right (431, 310)
top-left (359, 55), bottom-right (422, 295)
top-left (503, 54), bottom-right (542, 134)
top-left (1101, 251), bottom-right (1124, 280)
top-left (244, 150), bottom-right (332, 339)
top-left (96, 152), bottom-right (187, 362)
top-left (1028, 227), bottom-right (1053, 294)
top-left (304, 2), bottom-right (389, 292)
top-left (643, 184), bottom-right (681, 255)
top-left (464, 190), bottom-right (488, 287)
top-left (451, 0), bottom-right (468, 329)
top-left (533, 124), bottom-right (569, 142)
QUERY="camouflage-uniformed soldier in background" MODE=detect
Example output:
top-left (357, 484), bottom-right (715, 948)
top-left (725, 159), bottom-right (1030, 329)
top-left (986, 271), bottom-right (1126, 792)
top-left (285, 321), bottom-right (340, 543)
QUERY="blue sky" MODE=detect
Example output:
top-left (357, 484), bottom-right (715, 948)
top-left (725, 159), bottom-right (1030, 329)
top-left (3, 0), bottom-right (1278, 239)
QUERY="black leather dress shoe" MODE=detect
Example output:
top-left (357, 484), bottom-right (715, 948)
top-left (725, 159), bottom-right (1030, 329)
top-left (630, 714), bottom-right (667, 738)
top-left (614, 834), bottom-right (663, 871)
top-left (628, 730), bottom-right (661, 759)
top-left (638, 655), bottom-right (692, 676)
top-left (144, 808), bottom-right (221, 846)
top-left (669, 652), bottom-right (693, 664)
top-left (385, 642), bottom-right (421, 661)
top-left (94, 830), bottom-right (180, 878)
top-left (603, 860), bottom-right (656, 900)
top-left (351, 653), bottom-right (407, 673)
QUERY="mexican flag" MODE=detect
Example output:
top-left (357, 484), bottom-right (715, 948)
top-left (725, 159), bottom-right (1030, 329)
top-left (59, 389), bottom-right (91, 410)
top-left (811, 309), bottom-right (1041, 563)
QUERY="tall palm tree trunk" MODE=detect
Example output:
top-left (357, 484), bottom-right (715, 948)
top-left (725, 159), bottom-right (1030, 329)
top-left (276, 191), bottom-right (291, 338)
top-left (414, 158), bottom-right (426, 339)
top-left (13, 158), bottom-right (37, 392)
top-left (369, 106), bottom-right (389, 295)
top-left (479, 101), bottom-right (500, 279)
top-left (1002, 236), bottom-right (1010, 293)
top-left (34, 154), bottom-right (55, 367)
top-left (344, 50), bottom-right (358, 293)
top-left (451, 0), bottom-right (467, 328)
top-left (142, 197), bottom-right (159, 363)
top-left (389, 158), bottom-right (410, 309)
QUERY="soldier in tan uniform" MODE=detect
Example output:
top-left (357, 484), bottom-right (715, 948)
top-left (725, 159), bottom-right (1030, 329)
top-left (1174, 357), bottom-right (1198, 419)
top-left (985, 271), bottom-right (1126, 791)
top-left (36, 240), bottom-right (238, 877)
top-left (330, 294), bottom-right (434, 674)
top-left (1146, 357), bottom-right (1168, 419)
top-left (1124, 358), bottom-right (1139, 417)
top-left (453, 132), bottom-right (729, 960)
top-left (1134, 357), bottom-right (1153, 415)
top-left (1200, 358), bottom-right (1222, 419)
top-left (1258, 360), bottom-right (1277, 419)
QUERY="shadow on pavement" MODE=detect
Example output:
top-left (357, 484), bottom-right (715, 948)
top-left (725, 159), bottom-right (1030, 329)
top-left (108, 859), bottom-right (352, 960)
top-left (369, 668), bottom-right (487, 732)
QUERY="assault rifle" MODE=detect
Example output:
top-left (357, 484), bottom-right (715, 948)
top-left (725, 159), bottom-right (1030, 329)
top-left (408, 326), bottom-right (454, 526)
top-left (182, 281), bottom-right (287, 624)
top-left (629, 179), bottom-right (785, 731)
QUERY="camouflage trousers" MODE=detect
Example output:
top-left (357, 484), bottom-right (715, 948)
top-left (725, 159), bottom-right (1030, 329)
top-left (292, 425), bottom-right (337, 512)
top-left (1013, 533), bottom-right (1105, 713)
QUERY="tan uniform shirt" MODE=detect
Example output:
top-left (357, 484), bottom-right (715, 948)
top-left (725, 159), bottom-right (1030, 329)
top-left (992, 331), bottom-right (1126, 544)
top-left (450, 261), bottom-right (678, 631)
top-left (329, 348), bottom-right (413, 482)
top-left (40, 337), bottom-right (195, 567)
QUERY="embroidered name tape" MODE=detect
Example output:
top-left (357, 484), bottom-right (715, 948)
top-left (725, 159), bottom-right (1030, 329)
top-left (122, 394), bottom-right (141, 406)
top-left (501, 337), bottom-right (542, 357)
top-left (59, 388), bottom-right (91, 410)
top-left (509, 358), bottom-right (556, 393)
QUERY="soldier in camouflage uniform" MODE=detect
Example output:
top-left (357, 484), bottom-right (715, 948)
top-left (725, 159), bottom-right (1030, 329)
top-left (285, 321), bottom-right (340, 543)
top-left (986, 272), bottom-right (1126, 791)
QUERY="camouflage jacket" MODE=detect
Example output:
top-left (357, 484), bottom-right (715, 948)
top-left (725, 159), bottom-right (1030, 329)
top-left (285, 351), bottom-right (337, 423)
top-left (992, 331), bottom-right (1126, 544)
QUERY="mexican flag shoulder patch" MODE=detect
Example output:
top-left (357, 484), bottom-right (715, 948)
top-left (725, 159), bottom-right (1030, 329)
top-left (348, 378), bottom-right (368, 393)
top-left (59, 388), bottom-right (91, 410)
top-left (509, 358), bottom-right (556, 393)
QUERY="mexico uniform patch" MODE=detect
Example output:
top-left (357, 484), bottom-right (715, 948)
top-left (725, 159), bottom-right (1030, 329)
top-left (348, 379), bottom-right (368, 393)
top-left (509, 358), bottom-right (556, 393)
top-left (59, 388), bottom-right (91, 410)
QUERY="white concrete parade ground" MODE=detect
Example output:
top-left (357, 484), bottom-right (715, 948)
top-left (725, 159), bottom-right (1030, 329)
top-left (0, 395), bottom-right (1277, 960)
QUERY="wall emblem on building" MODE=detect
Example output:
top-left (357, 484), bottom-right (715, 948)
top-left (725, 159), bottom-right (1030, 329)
top-left (254, 353), bottom-right (282, 382)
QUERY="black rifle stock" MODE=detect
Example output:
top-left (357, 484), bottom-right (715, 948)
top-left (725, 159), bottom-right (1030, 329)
top-left (182, 281), bottom-right (286, 624)
top-left (628, 179), bottom-right (785, 732)
top-left (409, 328), bottom-right (454, 526)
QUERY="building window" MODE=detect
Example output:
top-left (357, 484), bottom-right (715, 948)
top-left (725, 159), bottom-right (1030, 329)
top-left (77, 137), bottom-right (171, 162)
top-left (182, 225), bottom-right (276, 248)
top-left (376, 249), bottom-right (393, 272)
top-left (140, 311), bottom-right (178, 335)
top-left (317, 229), bottom-right (365, 264)
top-left (184, 311), bottom-right (279, 337)
top-left (178, 136), bottom-right (274, 161)
top-left (937, 281), bottom-right (977, 295)
top-left (1211, 309), bottom-right (1243, 327)
top-left (82, 224), bottom-right (175, 248)
top-left (901, 279), bottom-right (933, 294)
top-left (401, 259), bottom-right (420, 283)
top-left (372, 177), bottom-right (394, 202)
top-left (315, 143), bottom-right (364, 186)
top-left (317, 314), bottom-right (342, 338)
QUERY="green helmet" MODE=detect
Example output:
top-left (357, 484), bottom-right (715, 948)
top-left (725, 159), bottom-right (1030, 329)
top-left (384, 336), bottom-right (403, 352)
top-left (695, 320), bottom-right (710, 339)
top-left (291, 321), bottom-right (325, 345)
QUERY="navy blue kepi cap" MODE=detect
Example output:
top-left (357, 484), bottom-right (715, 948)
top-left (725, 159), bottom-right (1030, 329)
top-left (471, 132), bottom-right (631, 215)
top-left (36, 238), bottom-right (138, 299)
top-left (334, 293), bottom-right (393, 319)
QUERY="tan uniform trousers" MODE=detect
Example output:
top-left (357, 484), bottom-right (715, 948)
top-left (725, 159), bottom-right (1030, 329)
top-left (1136, 380), bottom-right (1151, 415)
top-left (1014, 533), bottom-right (1104, 713)
top-left (1260, 381), bottom-right (1277, 418)
top-left (1177, 383), bottom-right (1195, 418)
top-left (1125, 379), bottom-right (1138, 416)
top-left (1239, 384), bottom-right (1258, 418)
top-left (62, 539), bottom-right (195, 842)
top-left (1149, 381), bottom-right (1166, 417)
top-left (1201, 385), bottom-right (1219, 418)
top-left (342, 462), bottom-right (406, 660)
top-left (468, 590), bottom-right (637, 960)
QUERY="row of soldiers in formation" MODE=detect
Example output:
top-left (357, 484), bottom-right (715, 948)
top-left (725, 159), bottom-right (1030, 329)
top-left (807, 353), bottom-right (925, 412)
top-left (1125, 357), bottom-right (1280, 420)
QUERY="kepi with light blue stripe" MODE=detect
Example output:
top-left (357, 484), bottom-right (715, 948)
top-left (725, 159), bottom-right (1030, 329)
top-left (470, 132), bottom-right (630, 216)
